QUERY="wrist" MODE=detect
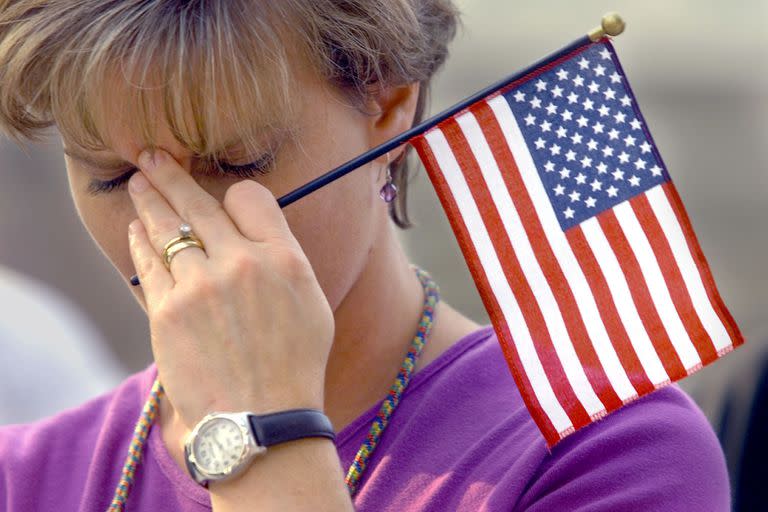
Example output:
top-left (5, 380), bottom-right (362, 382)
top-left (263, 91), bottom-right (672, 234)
top-left (198, 390), bottom-right (325, 422)
top-left (183, 408), bottom-right (335, 488)
top-left (208, 436), bottom-right (353, 511)
top-left (207, 435), bottom-right (336, 492)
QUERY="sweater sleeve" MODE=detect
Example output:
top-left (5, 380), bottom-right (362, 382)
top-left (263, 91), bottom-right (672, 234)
top-left (513, 385), bottom-right (731, 512)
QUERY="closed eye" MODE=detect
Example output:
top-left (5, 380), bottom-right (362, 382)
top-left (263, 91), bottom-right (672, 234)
top-left (86, 154), bottom-right (274, 196)
top-left (208, 153), bottom-right (274, 179)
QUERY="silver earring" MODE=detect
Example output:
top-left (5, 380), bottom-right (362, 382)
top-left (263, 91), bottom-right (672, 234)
top-left (378, 153), bottom-right (397, 203)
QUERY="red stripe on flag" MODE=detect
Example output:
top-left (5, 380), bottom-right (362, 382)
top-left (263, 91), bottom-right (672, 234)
top-left (597, 210), bottom-right (688, 380)
top-left (469, 103), bottom-right (623, 413)
top-left (566, 227), bottom-right (656, 396)
top-left (410, 136), bottom-right (562, 444)
top-left (661, 184), bottom-right (744, 350)
top-left (630, 193), bottom-right (719, 365)
top-left (439, 118), bottom-right (593, 429)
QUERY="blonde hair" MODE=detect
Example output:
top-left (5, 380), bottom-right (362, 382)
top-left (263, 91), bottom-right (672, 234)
top-left (0, 0), bottom-right (459, 228)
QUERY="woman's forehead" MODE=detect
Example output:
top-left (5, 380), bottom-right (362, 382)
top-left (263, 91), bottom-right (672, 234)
top-left (56, 30), bottom-right (320, 161)
top-left (69, 73), bottom-right (290, 161)
top-left (66, 69), bottom-right (304, 161)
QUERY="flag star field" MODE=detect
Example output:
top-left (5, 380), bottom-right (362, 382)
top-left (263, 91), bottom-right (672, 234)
top-left (506, 44), bottom-right (668, 230)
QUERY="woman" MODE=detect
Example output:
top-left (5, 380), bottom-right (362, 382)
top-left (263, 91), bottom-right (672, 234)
top-left (0, 1), bottom-right (730, 510)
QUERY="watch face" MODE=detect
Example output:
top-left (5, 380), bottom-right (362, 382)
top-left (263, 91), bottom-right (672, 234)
top-left (192, 417), bottom-right (246, 475)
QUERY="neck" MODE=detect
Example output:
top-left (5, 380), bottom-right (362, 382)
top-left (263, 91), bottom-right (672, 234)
top-left (322, 220), bottom-right (427, 430)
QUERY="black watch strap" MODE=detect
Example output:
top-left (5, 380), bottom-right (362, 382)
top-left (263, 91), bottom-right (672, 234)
top-left (248, 408), bottom-right (335, 447)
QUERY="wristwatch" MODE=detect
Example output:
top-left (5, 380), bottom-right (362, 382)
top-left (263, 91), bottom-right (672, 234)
top-left (183, 408), bottom-right (335, 487)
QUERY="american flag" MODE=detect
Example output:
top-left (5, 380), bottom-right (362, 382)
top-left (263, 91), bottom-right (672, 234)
top-left (411, 39), bottom-right (743, 446)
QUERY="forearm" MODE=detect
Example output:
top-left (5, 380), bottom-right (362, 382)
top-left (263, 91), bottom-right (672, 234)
top-left (209, 437), bottom-right (355, 511)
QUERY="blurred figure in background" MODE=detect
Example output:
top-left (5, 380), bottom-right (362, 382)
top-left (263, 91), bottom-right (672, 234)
top-left (0, 264), bottom-right (126, 424)
top-left (714, 342), bottom-right (768, 510)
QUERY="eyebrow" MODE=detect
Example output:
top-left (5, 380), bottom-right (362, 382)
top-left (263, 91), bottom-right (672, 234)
top-left (62, 146), bottom-right (131, 170)
top-left (62, 138), bottom-right (249, 171)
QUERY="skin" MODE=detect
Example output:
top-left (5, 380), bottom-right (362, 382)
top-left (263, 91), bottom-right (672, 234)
top-left (61, 55), bottom-right (481, 508)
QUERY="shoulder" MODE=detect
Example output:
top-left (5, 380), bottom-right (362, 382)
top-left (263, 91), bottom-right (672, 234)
top-left (340, 327), bottom-right (729, 511)
top-left (409, 327), bottom-right (729, 511)
top-left (0, 362), bottom-right (153, 445)
top-left (514, 384), bottom-right (730, 511)
top-left (0, 365), bottom-right (156, 508)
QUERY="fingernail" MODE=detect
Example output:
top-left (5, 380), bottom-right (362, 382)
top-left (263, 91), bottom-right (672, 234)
top-left (130, 274), bottom-right (141, 286)
top-left (139, 149), bottom-right (156, 170)
top-left (129, 172), bottom-right (149, 193)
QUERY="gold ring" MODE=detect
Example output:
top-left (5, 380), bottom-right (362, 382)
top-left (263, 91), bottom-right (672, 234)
top-left (161, 223), bottom-right (206, 271)
top-left (162, 239), bottom-right (205, 270)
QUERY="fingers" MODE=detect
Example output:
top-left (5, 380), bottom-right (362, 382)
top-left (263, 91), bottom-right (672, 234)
top-left (222, 179), bottom-right (296, 245)
top-left (127, 218), bottom-right (174, 303)
top-left (128, 171), bottom-right (208, 278)
top-left (137, 149), bottom-right (243, 255)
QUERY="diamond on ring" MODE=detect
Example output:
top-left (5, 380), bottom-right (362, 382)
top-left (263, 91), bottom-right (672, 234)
top-left (161, 222), bottom-right (205, 271)
top-left (179, 223), bottom-right (193, 238)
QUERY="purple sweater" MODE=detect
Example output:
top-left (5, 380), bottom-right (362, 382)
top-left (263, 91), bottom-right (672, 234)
top-left (0, 325), bottom-right (730, 511)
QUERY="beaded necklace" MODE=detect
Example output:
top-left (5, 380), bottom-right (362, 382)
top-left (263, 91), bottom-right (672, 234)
top-left (108, 265), bottom-right (439, 511)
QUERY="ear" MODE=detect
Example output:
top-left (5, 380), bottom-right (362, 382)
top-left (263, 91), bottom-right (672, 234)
top-left (365, 82), bottom-right (421, 163)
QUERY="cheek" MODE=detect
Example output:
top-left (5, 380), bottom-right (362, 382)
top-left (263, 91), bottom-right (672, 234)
top-left (271, 125), bottom-right (381, 312)
top-left (284, 176), bottom-right (378, 312)
top-left (66, 166), bottom-right (139, 280)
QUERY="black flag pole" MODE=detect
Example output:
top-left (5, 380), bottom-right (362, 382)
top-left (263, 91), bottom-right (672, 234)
top-left (276, 13), bottom-right (625, 209)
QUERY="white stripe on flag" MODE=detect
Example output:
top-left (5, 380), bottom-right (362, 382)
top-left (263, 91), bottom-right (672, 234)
top-left (580, 217), bottom-right (671, 385)
top-left (646, 186), bottom-right (733, 353)
top-left (486, 96), bottom-right (638, 403)
top-left (613, 200), bottom-right (702, 370)
top-left (455, 111), bottom-right (607, 416)
top-left (424, 128), bottom-right (574, 433)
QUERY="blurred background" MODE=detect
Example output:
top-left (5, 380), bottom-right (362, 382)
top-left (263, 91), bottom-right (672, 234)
top-left (0, 0), bottom-right (766, 508)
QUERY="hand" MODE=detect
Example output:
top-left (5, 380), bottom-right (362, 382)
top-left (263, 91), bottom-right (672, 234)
top-left (126, 148), bottom-right (334, 430)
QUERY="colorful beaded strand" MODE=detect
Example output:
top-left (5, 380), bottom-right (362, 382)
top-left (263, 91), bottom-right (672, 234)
top-left (344, 267), bottom-right (439, 495)
top-left (108, 377), bottom-right (164, 512)
top-left (107, 266), bottom-right (438, 509)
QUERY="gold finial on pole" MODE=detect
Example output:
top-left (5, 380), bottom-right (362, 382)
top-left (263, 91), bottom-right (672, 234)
top-left (588, 12), bottom-right (626, 42)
